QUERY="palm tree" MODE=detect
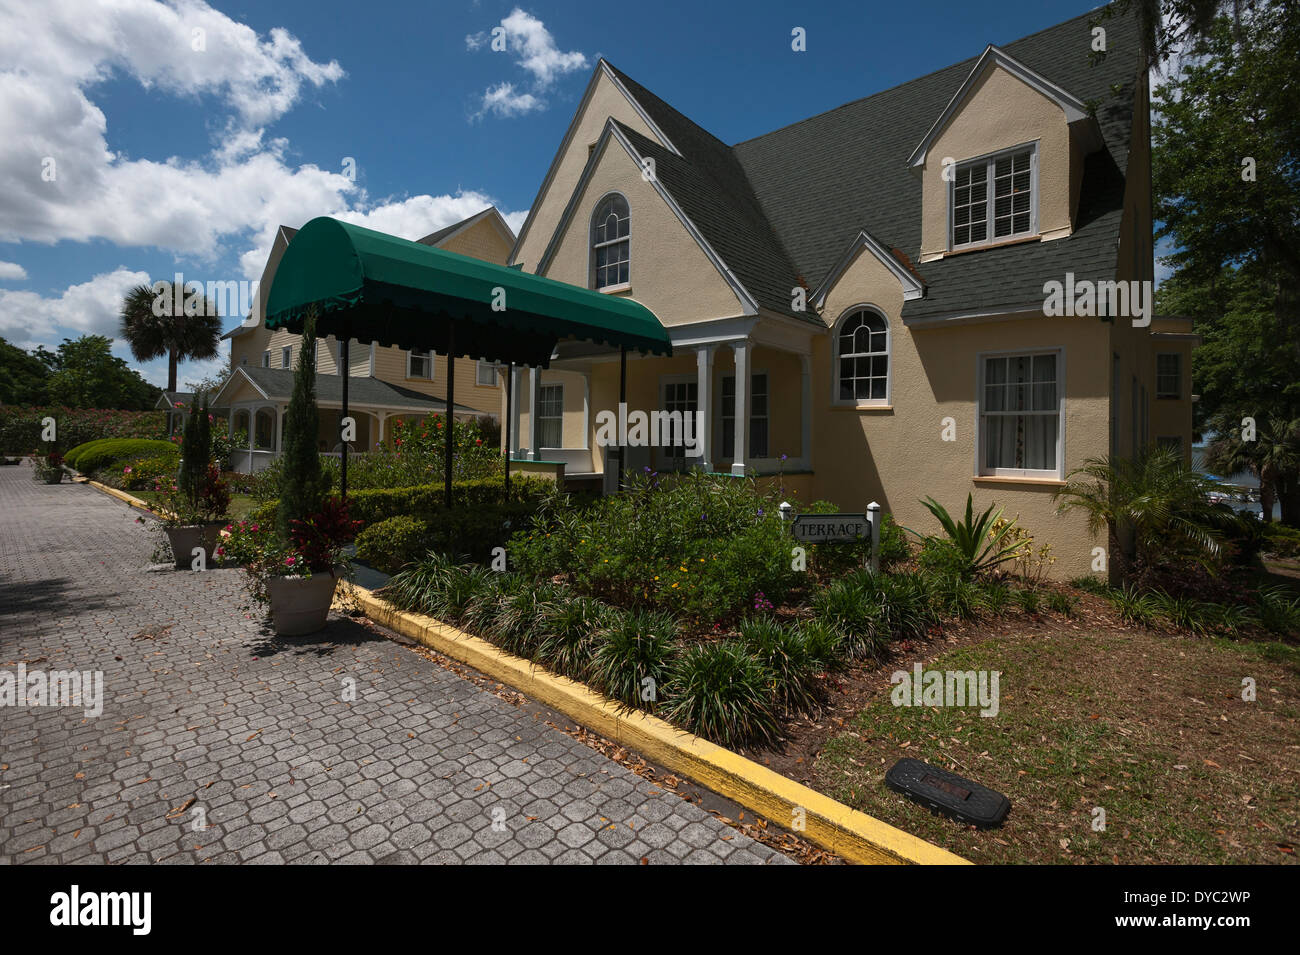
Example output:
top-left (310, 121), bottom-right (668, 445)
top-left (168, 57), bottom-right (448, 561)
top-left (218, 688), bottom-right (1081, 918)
top-left (119, 282), bottom-right (222, 393)
top-left (1054, 446), bottom-right (1230, 584)
top-left (1206, 414), bottom-right (1300, 524)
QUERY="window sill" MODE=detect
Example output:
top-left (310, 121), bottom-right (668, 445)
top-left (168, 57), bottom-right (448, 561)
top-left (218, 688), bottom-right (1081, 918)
top-left (597, 283), bottom-right (631, 294)
top-left (973, 474), bottom-right (1065, 487)
top-left (944, 234), bottom-right (1042, 257)
top-left (830, 403), bottom-right (893, 413)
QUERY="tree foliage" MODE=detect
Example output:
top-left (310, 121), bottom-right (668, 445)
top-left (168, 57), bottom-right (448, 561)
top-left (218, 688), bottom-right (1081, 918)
top-left (276, 310), bottom-right (329, 541)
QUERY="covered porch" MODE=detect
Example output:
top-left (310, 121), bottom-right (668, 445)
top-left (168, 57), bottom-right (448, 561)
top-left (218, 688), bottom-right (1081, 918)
top-left (213, 365), bottom-right (483, 474)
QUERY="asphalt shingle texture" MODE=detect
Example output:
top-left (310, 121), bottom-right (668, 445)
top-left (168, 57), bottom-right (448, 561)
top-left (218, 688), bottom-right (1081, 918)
top-left (0, 465), bottom-right (790, 865)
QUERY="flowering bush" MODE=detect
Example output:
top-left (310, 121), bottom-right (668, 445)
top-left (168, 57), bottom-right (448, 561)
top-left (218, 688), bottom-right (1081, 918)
top-left (32, 450), bottom-right (64, 482)
top-left (215, 496), bottom-right (360, 606)
top-left (0, 406), bottom-right (166, 454)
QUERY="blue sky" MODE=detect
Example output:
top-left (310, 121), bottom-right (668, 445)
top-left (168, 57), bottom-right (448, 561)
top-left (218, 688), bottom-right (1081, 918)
top-left (0, 0), bottom-right (1107, 388)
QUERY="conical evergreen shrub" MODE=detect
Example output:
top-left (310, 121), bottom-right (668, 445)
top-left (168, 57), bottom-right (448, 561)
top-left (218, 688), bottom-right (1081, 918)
top-left (277, 309), bottom-right (328, 541)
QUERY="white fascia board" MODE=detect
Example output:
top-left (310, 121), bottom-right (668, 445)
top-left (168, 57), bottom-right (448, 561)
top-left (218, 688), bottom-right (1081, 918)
top-left (907, 45), bottom-right (1092, 171)
top-left (812, 230), bottom-right (926, 308)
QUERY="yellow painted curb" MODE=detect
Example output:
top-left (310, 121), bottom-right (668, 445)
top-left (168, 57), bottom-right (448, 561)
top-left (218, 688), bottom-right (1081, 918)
top-left (351, 585), bottom-right (970, 866)
top-left (84, 478), bottom-right (160, 516)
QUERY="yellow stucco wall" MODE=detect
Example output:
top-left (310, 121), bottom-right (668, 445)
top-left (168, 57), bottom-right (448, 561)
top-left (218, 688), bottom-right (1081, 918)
top-left (539, 136), bottom-right (745, 326)
top-left (512, 69), bottom-right (662, 272)
top-left (919, 64), bottom-right (1074, 260)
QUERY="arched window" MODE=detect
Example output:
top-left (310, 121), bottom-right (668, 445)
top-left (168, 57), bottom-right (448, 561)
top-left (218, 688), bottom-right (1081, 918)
top-left (836, 308), bottom-right (889, 403)
top-left (591, 194), bottom-right (630, 290)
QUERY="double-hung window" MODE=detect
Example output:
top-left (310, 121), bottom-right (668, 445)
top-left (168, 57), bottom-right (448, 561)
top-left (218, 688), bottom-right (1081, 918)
top-left (979, 351), bottom-right (1061, 477)
top-left (536, 384), bottom-right (563, 449)
top-left (1156, 353), bottom-right (1181, 399)
top-left (408, 350), bottom-right (433, 380)
top-left (591, 194), bottom-right (630, 290)
top-left (280, 346), bottom-right (292, 369)
top-left (952, 146), bottom-right (1036, 249)
top-left (476, 360), bottom-right (501, 387)
top-left (722, 373), bottom-right (769, 459)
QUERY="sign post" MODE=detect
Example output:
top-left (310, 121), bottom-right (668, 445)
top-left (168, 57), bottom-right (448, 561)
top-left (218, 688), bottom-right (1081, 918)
top-left (789, 513), bottom-right (870, 544)
top-left (867, 501), bottom-right (882, 574)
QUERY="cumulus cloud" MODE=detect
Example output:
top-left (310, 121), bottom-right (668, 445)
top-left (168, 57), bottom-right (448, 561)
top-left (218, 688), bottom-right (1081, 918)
top-left (467, 8), bottom-right (587, 120)
top-left (0, 261), bottom-right (27, 280)
top-left (0, 267), bottom-right (151, 347)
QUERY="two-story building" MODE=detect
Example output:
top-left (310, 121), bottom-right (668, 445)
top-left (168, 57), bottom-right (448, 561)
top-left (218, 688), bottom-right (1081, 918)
top-left (503, 6), bottom-right (1193, 578)
top-left (216, 206), bottom-right (516, 471)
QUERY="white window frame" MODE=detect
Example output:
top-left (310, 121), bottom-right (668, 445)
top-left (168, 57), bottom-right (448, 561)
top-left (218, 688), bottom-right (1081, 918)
top-left (261, 350), bottom-right (270, 368)
top-left (280, 345), bottom-right (291, 369)
top-left (949, 142), bottom-right (1039, 251)
top-left (407, 349), bottom-right (434, 380)
top-left (976, 347), bottom-right (1065, 479)
top-left (589, 191), bottom-right (631, 292)
top-left (1156, 352), bottom-right (1182, 399)
top-left (832, 305), bottom-right (892, 408)
top-left (536, 383), bottom-right (564, 449)
top-left (476, 360), bottom-right (501, 387)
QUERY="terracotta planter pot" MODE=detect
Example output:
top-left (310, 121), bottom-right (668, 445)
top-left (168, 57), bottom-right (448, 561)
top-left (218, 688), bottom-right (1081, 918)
top-left (164, 523), bottom-right (225, 570)
top-left (266, 569), bottom-right (341, 636)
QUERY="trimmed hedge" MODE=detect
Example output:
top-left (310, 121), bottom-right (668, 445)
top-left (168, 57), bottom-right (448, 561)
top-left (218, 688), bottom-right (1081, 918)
top-left (65, 438), bottom-right (178, 476)
top-left (355, 516), bottom-right (429, 575)
top-left (344, 476), bottom-right (551, 526)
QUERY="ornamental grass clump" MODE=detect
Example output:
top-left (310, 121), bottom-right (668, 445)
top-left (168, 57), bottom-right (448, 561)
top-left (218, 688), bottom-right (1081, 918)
top-left (535, 595), bottom-right (614, 683)
top-left (738, 615), bottom-right (822, 716)
top-left (660, 640), bottom-right (781, 750)
top-left (590, 609), bottom-right (677, 710)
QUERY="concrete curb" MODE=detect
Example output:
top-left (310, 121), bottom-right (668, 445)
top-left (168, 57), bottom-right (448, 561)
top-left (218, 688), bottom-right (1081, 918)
top-left (351, 585), bottom-right (970, 866)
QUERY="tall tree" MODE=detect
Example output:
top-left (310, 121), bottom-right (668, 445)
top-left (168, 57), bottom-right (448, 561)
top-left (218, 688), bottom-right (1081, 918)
top-left (1094, 1), bottom-right (1257, 66)
top-left (0, 337), bottom-right (50, 405)
top-left (276, 310), bottom-right (329, 542)
top-left (119, 282), bottom-right (222, 393)
top-left (43, 335), bottom-right (159, 410)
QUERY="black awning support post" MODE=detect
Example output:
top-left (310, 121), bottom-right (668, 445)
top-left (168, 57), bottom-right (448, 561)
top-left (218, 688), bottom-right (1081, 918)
top-left (444, 325), bottom-right (455, 510)
top-left (339, 336), bottom-right (349, 501)
top-left (618, 345), bottom-right (627, 492)
top-left (503, 362), bottom-right (513, 502)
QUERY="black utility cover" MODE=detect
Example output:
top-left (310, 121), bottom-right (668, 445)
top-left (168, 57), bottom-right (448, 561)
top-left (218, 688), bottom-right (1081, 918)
top-left (885, 758), bottom-right (1010, 829)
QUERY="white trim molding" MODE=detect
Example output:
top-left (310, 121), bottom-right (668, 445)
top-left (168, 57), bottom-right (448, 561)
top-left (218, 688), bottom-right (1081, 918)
top-left (813, 230), bottom-right (925, 309)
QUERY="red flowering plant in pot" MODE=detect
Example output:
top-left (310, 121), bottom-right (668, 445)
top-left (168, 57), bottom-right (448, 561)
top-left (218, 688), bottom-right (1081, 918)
top-left (217, 309), bottom-right (361, 635)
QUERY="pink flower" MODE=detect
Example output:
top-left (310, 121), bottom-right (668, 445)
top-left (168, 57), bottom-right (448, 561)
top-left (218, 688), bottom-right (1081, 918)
top-left (285, 556), bottom-right (296, 566)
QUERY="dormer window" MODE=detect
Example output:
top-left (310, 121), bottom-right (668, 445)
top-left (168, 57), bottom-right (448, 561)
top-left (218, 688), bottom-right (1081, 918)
top-left (951, 145), bottom-right (1036, 249)
top-left (591, 194), bottom-right (630, 291)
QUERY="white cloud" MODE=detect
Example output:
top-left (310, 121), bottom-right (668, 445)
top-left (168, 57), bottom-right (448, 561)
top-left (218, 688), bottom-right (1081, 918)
top-left (0, 261), bottom-right (27, 280)
top-left (0, 267), bottom-right (151, 347)
top-left (476, 83), bottom-right (543, 120)
top-left (466, 8), bottom-right (587, 120)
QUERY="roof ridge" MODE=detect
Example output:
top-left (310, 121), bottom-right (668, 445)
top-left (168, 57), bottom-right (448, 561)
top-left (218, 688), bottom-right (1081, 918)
top-left (731, 5), bottom-right (1109, 148)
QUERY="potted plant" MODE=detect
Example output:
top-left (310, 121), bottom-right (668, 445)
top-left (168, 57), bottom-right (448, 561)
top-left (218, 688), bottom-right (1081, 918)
top-left (32, 450), bottom-right (65, 484)
top-left (218, 310), bottom-right (359, 635)
top-left (155, 396), bottom-right (231, 568)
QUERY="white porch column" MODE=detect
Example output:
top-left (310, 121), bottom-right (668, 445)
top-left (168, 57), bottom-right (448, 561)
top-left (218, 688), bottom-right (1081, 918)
top-left (276, 405), bottom-right (285, 453)
top-left (730, 341), bottom-right (749, 476)
top-left (800, 353), bottom-right (812, 469)
top-left (510, 365), bottom-right (523, 458)
top-left (376, 412), bottom-right (386, 449)
top-left (695, 345), bottom-right (716, 472)
top-left (528, 365), bottom-right (542, 461)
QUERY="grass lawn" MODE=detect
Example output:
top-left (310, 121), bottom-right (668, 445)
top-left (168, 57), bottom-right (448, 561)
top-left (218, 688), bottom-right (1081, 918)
top-left (132, 490), bottom-right (259, 522)
top-left (813, 617), bottom-right (1300, 865)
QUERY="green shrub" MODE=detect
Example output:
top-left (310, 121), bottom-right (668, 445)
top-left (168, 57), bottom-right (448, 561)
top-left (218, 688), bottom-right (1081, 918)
top-left (1069, 574), bottom-right (1108, 594)
top-left (738, 616), bottom-right (822, 715)
top-left (511, 471), bottom-right (800, 625)
top-left (1262, 524), bottom-right (1300, 558)
top-left (917, 537), bottom-right (970, 578)
top-left (661, 641), bottom-right (781, 749)
top-left (590, 609), bottom-right (677, 710)
top-left (1207, 602), bottom-right (1260, 636)
top-left (355, 515), bottom-right (430, 575)
top-left (65, 438), bottom-right (177, 475)
top-left (978, 578), bottom-right (1013, 615)
top-left (912, 493), bottom-right (1024, 576)
top-left (112, 454), bottom-right (179, 491)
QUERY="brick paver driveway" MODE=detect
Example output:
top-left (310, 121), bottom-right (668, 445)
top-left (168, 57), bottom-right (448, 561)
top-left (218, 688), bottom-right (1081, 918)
top-left (0, 465), bottom-right (789, 864)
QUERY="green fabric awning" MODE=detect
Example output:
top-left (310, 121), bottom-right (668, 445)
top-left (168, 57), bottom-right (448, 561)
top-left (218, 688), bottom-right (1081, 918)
top-left (265, 216), bottom-right (671, 367)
